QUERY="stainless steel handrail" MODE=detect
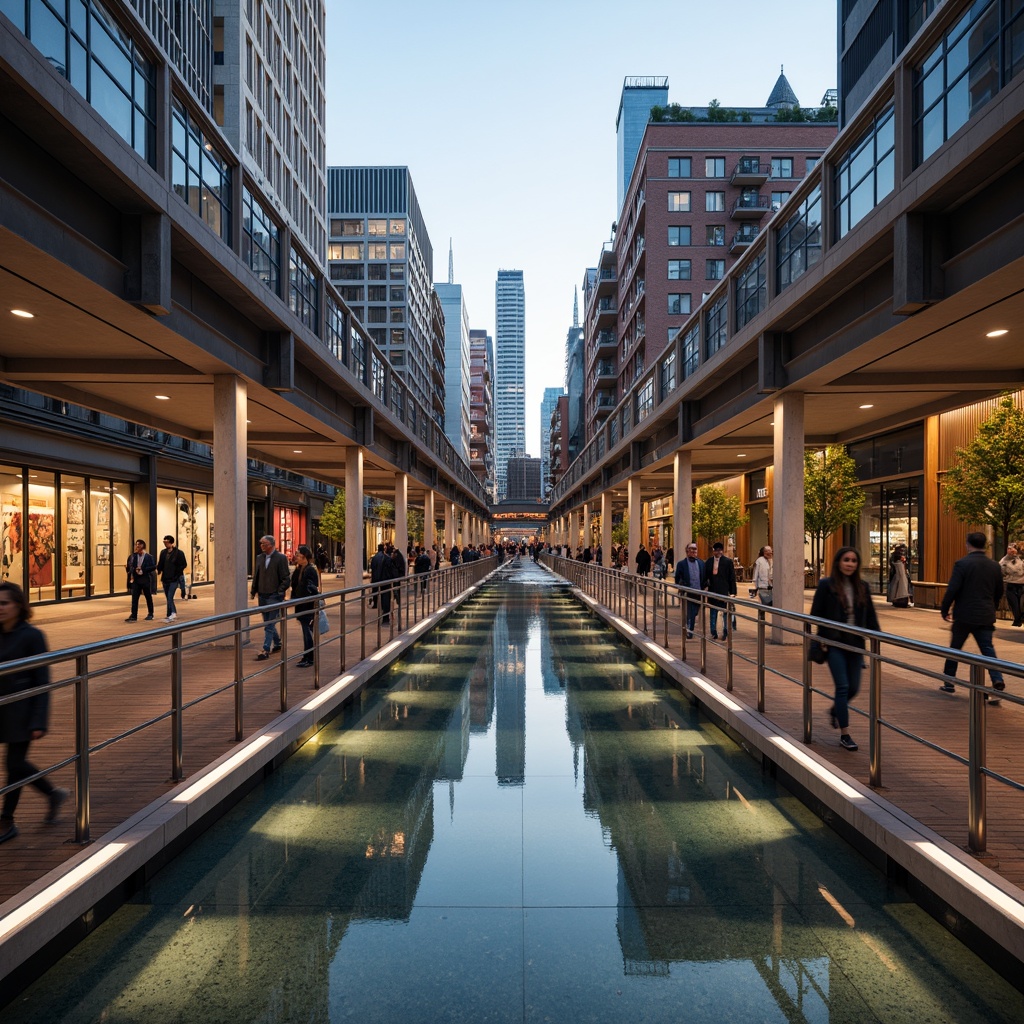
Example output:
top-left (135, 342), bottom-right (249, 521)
top-left (0, 557), bottom-right (497, 845)
top-left (540, 553), bottom-right (1023, 854)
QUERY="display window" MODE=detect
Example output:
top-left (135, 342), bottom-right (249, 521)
top-left (274, 505), bottom-right (306, 561)
top-left (157, 488), bottom-right (215, 587)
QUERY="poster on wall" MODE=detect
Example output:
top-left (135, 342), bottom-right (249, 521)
top-left (28, 512), bottom-right (55, 587)
top-left (2, 508), bottom-right (23, 584)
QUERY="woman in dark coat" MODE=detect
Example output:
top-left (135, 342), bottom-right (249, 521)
top-left (290, 545), bottom-right (320, 668)
top-left (0, 582), bottom-right (66, 843)
top-left (809, 547), bottom-right (880, 753)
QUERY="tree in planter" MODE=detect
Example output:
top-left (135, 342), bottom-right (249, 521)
top-left (942, 395), bottom-right (1024, 551)
top-left (611, 513), bottom-right (629, 548)
top-left (804, 445), bottom-right (865, 579)
top-left (318, 489), bottom-right (346, 565)
top-left (692, 485), bottom-right (748, 552)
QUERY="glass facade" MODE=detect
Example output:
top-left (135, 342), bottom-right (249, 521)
top-left (704, 295), bottom-right (728, 358)
top-left (736, 250), bottom-right (767, 330)
top-left (776, 186), bottom-right (823, 292)
top-left (834, 106), bottom-right (895, 238)
top-left (171, 99), bottom-right (231, 243)
top-left (242, 187), bottom-right (280, 293)
top-left (289, 246), bottom-right (318, 332)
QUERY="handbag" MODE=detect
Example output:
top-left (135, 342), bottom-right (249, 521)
top-left (318, 607), bottom-right (330, 634)
top-left (808, 640), bottom-right (828, 664)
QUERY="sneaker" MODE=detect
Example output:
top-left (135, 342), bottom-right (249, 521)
top-left (710, 632), bottom-right (718, 640)
top-left (297, 660), bottom-right (312, 668)
top-left (144, 615), bottom-right (154, 621)
top-left (46, 788), bottom-right (68, 825)
top-left (124, 617), bottom-right (137, 622)
top-left (722, 632), bottom-right (729, 640)
top-left (271, 644), bottom-right (282, 653)
top-left (939, 683), bottom-right (956, 693)
top-left (985, 695), bottom-right (1002, 706)
top-left (256, 651), bottom-right (270, 661)
top-left (839, 735), bottom-right (859, 751)
top-left (165, 613), bottom-right (177, 622)
top-left (0, 821), bottom-right (18, 845)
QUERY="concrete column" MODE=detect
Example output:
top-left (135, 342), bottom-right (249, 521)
top-left (213, 375), bottom-right (248, 618)
top-left (673, 450), bottom-right (693, 558)
top-left (461, 510), bottom-right (470, 549)
top-left (345, 447), bottom-right (364, 590)
top-left (772, 391), bottom-right (805, 642)
top-left (601, 491), bottom-right (613, 564)
top-left (444, 501), bottom-right (454, 554)
top-left (582, 502), bottom-right (590, 549)
top-left (627, 476), bottom-right (641, 573)
top-left (394, 472), bottom-right (408, 567)
top-left (424, 490), bottom-right (435, 552)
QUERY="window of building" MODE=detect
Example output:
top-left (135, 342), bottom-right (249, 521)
top-left (390, 265), bottom-right (405, 279)
top-left (327, 244), bottom-right (343, 261)
top-left (367, 307), bottom-right (387, 323)
top-left (668, 260), bottom-right (692, 280)
top-left (706, 259), bottom-right (726, 280)
top-left (325, 296), bottom-right (346, 363)
top-left (667, 293), bottom-right (692, 315)
top-left (706, 225), bottom-right (725, 246)
top-left (776, 186), bottom-right (823, 292)
top-left (332, 219), bottom-right (363, 236)
top-left (390, 243), bottom-right (406, 259)
top-left (635, 379), bottom-right (654, 424)
top-left (390, 328), bottom-right (405, 346)
top-left (369, 327), bottom-right (386, 346)
top-left (705, 191), bottom-right (725, 212)
top-left (368, 243), bottom-right (387, 260)
top-left (668, 226), bottom-right (691, 246)
top-left (368, 265), bottom-right (386, 280)
top-left (913, 0), bottom-right (1012, 166)
top-left (771, 157), bottom-right (794, 178)
top-left (341, 243), bottom-right (363, 260)
top-left (289, 247), bottom-right (318, 331)
top-left (340, 286), bottom-right (363, 302)
top-left (390, 286), bottom-right (405, 302)
top-left (389, 307), bottom-right (404, 323)
top-left (336, 264), bottom-right (361, 280)
top-left (704, 294), bottom-right (728, 357)
top-left (371, 352), bottom-right (386, 401)
top-left (368, 219), bottom-right (387, 236)
top-left (771, 190), bottom-right (792, 211)
top-left (350, 326), bottom-right (366, 383)
top-left (668, 191), bottom-right (691, 212)
top-left (706, 157), bottom-right (726, 177)
top-left (806, 156), bottom-right (820, 174)
top-left (389, 219), bottom-right (406, 234)
top-left (834, 105), bottom-right (895, 239)
top-left (171, 100), bottom-right (231, 243)
top-left (368, 286), bottom-right (387, 301)
top-left (242, 187), bottom-right (279, 293)
top-left (668, 157), bottom-right (692, 177)
top-left (659, 351), bottom-right (677, 399)
top-left (736, 249), bottom-right (766, 330)
top-left (682, 322), bottom-right (700, 378)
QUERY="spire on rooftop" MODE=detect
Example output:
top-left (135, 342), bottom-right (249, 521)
top-left (766, 65), bottom-right (799, 110)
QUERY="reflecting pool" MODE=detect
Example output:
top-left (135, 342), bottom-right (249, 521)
top-left (5, 565), bottom-right (1023, 1022)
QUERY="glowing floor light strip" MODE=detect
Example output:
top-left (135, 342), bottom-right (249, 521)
top-left (302, 674), bottom-right (357, 711)
top-left (767, 735), bottom-right (865, 802)
top-left (172, 734), bottom-right (276, 803)
top-left (369, 639), bottom-right (403, 662)
top-left (687, 674), bottom-right (744, 712)
top-left (0, 842), bottom-right (128, 941)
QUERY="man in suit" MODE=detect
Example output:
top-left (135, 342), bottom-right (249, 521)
top-left (674, 542), bottom-right (707, 639)
top-left (940, 532), bottom-right (1005, 701)
top-left (125, 539), bottom-right (156, 622)
top-left (251, 535), bottom-right (291, 659)
top-left (704, 541), bottom-right (738, 640)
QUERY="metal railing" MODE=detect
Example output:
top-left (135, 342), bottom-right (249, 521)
top-left (0, 557), bottom-right (497, 845)
top-left (540, 554), bottom-right (1024, 855)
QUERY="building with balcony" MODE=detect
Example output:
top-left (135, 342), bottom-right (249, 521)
top-left (540, 387), bottom-right (563, 499)
top-left (548, 394), bottom-right (571, 492)
top-left (469, 329), bottom-right (495, 500)
top-left (327, 167), bottom-right (441, 418)
top-left (582, 247), bottom-right (619, 442)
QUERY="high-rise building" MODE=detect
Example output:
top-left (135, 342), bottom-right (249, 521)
top-left (564, 288), bottom-right (586, 465)
top-left (494, 269), bottom-right (526, 501)
top-left (436, 282), bottom-right (472, 462)
top-left (548, 395), bottom-right (571, 493)
top-left (616, 77), bottom-right (669, 215)
top-left (586, 74), bottom-right (837, 442)
top-left (506, 457), bottom-right (542, 502)
top-left (540, 387), bottom-right (563, 499)
top-left (326, 167), bottom-right (442, 417)
top-left (469, 329), bottom-right (495, 501)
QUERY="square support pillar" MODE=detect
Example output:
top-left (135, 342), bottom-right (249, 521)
top-left (345, 448), bottom-right (364, 590)
top-left (627, 477), bottom-right (642, 573)
top-left (772, 392), bottom-right (805, 643)
top-left (213, 375), bottom-right (248, 618)
top-left (394, 472), bottom-right (408, 562)
top-left (673, 450), bottom-right (693, 559)
top-left (601, 491), bottom-right (613, 566)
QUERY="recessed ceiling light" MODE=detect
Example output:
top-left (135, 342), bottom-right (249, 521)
top-left (293, 449), bottom-right (303, 453)
top-left (986, 329), bottom-right (1008, 337)
top-left (10, 309), bottom-right (33, 318)
top-left (737, 453), bottom-right (747, 458)
top-left (859, 404), bottom-right (874, 409)
top-left (155, 394), bottom-right (170, 400)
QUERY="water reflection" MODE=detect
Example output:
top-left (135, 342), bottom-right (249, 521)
top-left (5, 566), bottom-right (1023, 1023)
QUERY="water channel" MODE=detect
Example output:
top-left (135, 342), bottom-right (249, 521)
top-left (5, 563), bottom-right (1023, 1022)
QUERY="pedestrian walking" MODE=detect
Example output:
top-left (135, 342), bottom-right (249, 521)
top-left (940, 532), bottom-right (1006, 701)
top-left (0, 582), bottom-right (67, 844)
top-left (999, 543), bottom-right (1024, 627)
top-left (156, 535), bottom-right (188, 621)
top-left (251, 535), bottom-right (290, 660)
top-left (751, 546), bottom-right (774, 605)
top-left (635, 544), bottom-right (651, 577)
top-left (124, 539), bottom-right (156, 622)
top-left (290, 545), bottom-right (320, 668)
top-left (674, 542), bottom-right (707, 638)
top-left (704, 542), bottom-right (737, 639)
top-left (809, 547), bottom-right (879, 752)
top-left (887, 545), bottom-right (911, 608)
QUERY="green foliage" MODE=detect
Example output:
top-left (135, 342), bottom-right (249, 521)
top-left (942, 395), bottom-right (1024, 549)
top-left (408, 508), bottom-right (424, 544)
top-left (773, 106), bottom-right (808, 122)
top-left (319, 489), bottom-right (346, 541)
top-left (815, 104), bottom-right (838, 122)
top-left (804, 446), bottom-right (865, 572)
top-left (692, 486), bottom-right (748, 547)
top-left (706, 99), bottom-right (739, 123)
top-left (650, 104), bottom-right (665, 122)
top-left (612, 512), bottom-right (629, 546)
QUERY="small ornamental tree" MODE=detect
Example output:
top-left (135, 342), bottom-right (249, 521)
top-left (319, 489), bottom-right (346, 547)
top-left (804, 445), bottom-right (865, 576)
top-left (612, 512), bottom-right (629, 547)
top-left (692, 485), bottom-right (748, 551)
top-left (942, 395), bottom-right (1024, 550)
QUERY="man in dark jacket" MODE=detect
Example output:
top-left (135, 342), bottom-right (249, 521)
top-left (635, 544), bottom-right (651, 576)
top-left (674, 542), bottom-right (708, 638)
top-left (704, 542), bottom-right (738, 639)
top-left (251, 535), bottom-right (291, 659)
top-left (156, 535), bottom-right (188, 622)
top-left (125, 539), bottom-right (157, 622)
top-left (414, 546), bottom-right (433, 591)
top-left (370, 543), bottom-right (395, 623)
top-left (940, 532), bottom-right (1005, 699)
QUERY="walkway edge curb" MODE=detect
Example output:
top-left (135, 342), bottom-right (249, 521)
top-left (571, 584), bottom-right (1024, 967)
top-left (0, 579), bottom-right (492, 985)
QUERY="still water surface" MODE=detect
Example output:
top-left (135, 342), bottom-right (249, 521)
top-left (6, 565), bottom-right (1023, 1022)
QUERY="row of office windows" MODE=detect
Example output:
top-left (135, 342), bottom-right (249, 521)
top-left (667, 260), bottom-right (726, 279)
top-left (667, 190), bottom-right (793, 212)
top-left (666, 157), bottom-right (812, 179)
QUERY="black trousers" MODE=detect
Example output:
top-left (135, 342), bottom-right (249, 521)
top-left (3, 740), bottom-right (55, 820)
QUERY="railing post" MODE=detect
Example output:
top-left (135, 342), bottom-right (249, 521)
top-left (869, 636), bottom-right (882, 787)
top-left (725, 599), bottom-right (734, 692)
top-left (312, 603), bottom-right (321, 690)
top-left (756, 609), bottom-right (766, 712)
top-left (170, 632), bottom-right (183, 781)
top-left (340, 593), bottom-right (347, 673)
top-left (74, 653), bottom-right (90, 843)
top-left (279, 610), bottom-right (288, 711)
top-left (968, 661), bottom-right (987, 853)
top-left (233, 616), bottom-right (243, 741)
top-left (802, 621), bottom-right (813, 744)
top-left (360, 585), bottom-right (367, 661)
top-left (699, 598), bottom-right (707, 674)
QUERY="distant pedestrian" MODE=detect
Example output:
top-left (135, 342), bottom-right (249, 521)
top-left (414, 546), bottom-right (432, 591)
top-left (0, 582), bottom-right (67, 844)
top-left (940, 532), bottom-right (1005, 700)
top-left (752, 546), bottom-right (774, 605)
top-left (704, 542), bottom-right (737, 639)
top-left (674, 542), bottom-right (707, 638)
top-left (635, 544), bottom-right (651, 576)
top-left (999, 543), bottom-right (1023, 627)
top-left (124, 539), bottom-right (156, 622)
top-left (810, 547), bottom-right (879, 752)
top-left (251, 535), bottom-right (290, 660)
top-left (370, 543), bottom-right (395, 624)
top-left (887, 545), bottom-right (911, 608)
top-left (157, 535), bottom-right (188, 622)
top-left (290, 545), bottom-right (320, 668)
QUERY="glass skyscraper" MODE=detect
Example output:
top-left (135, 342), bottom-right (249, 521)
top-left (495, 269), bottom-right (526, 501)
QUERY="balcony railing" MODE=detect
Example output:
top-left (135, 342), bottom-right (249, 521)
top-left (732, 193), bottom-right (771, 219)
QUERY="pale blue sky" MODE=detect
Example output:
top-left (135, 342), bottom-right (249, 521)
top-left (325, 1), bottom-right (838, 454)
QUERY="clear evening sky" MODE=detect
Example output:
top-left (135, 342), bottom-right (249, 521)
top-left (326, 1), bottom-right (838, 455)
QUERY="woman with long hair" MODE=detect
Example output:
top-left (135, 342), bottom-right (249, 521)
top-left (809, 547), bottom-right (880, 752)
top-left (290, 545), bottom-right (320, 668)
